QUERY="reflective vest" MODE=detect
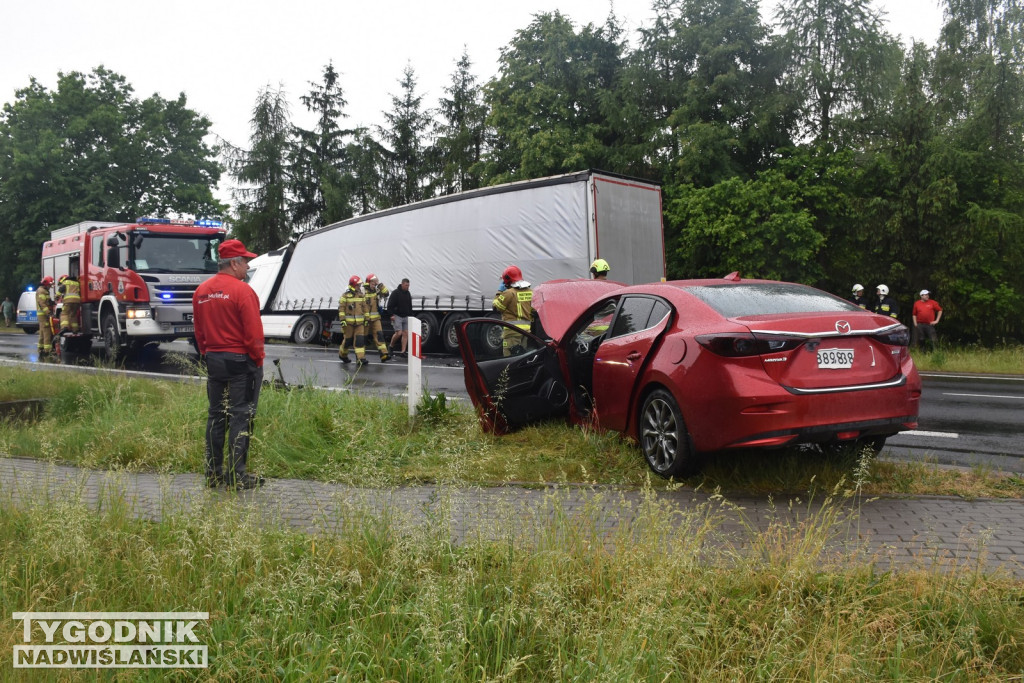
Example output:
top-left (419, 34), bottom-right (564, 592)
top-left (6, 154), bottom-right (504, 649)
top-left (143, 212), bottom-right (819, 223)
top-left (36, 288), bottom-right (53, 317)
top-left (59, 278), bottom-right (81, 304)
top-left (363, 283), bottom-right (389, 322)
top-left (493, 287), bottom-right (533, 330)
top-left (339, 287), bottom-right (368, 324)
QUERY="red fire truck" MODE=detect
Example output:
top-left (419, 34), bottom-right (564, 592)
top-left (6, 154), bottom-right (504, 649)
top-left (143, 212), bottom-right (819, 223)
top-left (42, 218), bottom-right (227, 361)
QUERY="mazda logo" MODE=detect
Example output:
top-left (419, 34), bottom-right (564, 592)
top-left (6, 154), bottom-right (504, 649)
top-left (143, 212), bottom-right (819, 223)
top-left (835, 320), bottom-right (851, 334)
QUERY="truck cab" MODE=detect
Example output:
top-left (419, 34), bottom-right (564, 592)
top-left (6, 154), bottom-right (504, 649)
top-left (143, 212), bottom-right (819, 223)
top-left (42, 218), bottom-right (226, 360)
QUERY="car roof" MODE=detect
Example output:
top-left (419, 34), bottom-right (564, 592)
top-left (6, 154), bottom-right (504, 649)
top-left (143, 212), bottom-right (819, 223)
top-left (533, 277), bottom-right (861, 340)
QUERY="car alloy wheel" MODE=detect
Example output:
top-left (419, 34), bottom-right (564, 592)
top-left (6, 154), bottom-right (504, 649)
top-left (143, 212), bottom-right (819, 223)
top-left (639, 388), bottom-right (698, 478)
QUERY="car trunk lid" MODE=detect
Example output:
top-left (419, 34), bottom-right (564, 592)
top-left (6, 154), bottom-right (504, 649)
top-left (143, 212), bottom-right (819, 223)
top-left (737, 312), bottom-right (908, 391)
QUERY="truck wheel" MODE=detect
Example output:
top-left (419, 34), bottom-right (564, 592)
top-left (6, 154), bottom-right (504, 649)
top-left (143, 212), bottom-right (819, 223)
top-left (418, 312), bottom-right (440, 352)
top-left (292, 314), bottom-right (322, 345)
top-left (483, 313), bottom-right (504, 355)
top-left (102, 313), bottom-right (122, 362)
top-left (441, 314), bottom-right (468, 354)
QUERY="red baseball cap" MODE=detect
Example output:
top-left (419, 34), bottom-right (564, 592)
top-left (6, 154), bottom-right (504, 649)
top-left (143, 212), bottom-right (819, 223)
top-left (218, 239), bottom-right (257, 259)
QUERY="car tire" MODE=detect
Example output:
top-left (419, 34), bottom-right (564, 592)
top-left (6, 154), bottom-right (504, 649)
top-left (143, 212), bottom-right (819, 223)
top-left (23, 327), bottom-right (37, 334)
top-left (639, 388), bottom-right (699, 478)
top-left (292, 314), bottom-right (322, 345)
top-left (102, 312), bottom-right (122, 362)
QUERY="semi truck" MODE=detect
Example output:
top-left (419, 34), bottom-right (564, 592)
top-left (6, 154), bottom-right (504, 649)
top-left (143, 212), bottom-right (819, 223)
top-left (247, 170), bottom-right (666, 353)
top-left (41, 217), bottom-right (227, 360)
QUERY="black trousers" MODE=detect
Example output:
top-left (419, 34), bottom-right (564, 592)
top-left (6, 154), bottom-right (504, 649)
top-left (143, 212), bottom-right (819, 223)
top-left (205, 352), bottom-right (263, 480)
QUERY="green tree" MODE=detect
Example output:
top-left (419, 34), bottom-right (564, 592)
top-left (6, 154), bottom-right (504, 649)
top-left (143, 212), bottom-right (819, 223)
top-left (432, 49), bottom-right (487, 195)
top-left (775, 0), bottom-right (901, 142)
top-left (483, 11), bottom-right (623, 182)
top-left (612, 0), bottom-right (793, 186)
top-left (377, 64), bottom-right (433, 208)
top-left (0, 66), bottom-right (222, 296)
top-left (228, 84), bottom-right (292, 253)
top-left (291, 63), bottom-right (355, 230)
top-left (667, 170), bottom-right (824, 281)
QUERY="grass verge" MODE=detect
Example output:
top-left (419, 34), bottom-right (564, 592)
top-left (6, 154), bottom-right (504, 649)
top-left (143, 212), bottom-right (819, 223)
top-left (1, 363), bottom-right (1023, 498)
top-left (1, 480), bottom-right (1022, 680)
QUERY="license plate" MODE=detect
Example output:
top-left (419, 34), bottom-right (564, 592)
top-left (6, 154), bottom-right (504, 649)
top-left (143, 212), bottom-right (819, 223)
top-left (176, 326), bottom-right (194, 334)
top-left (817, 348), bottom-right (854, 369)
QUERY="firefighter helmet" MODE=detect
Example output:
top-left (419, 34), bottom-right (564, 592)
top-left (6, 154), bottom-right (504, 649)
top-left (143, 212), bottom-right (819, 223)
top-left (501, 265), bottom-right (523, 286)
top-left (349, 275), bottom-right (362, 288)
top-left (852, 283), bottom-right (864, 293)
top-left (40, 276), bottom-right (54, 287)
top-left (365, 273), bottom-right (378, 284)
top-left (876, 284), bottom-right (889, 296)
top-left (590, 258), bottom-right (610, 275)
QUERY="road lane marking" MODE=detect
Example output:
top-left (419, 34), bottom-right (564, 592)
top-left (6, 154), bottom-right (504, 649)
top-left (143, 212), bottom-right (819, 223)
top-left (920, 373), bottom-right (1024, 381)
top-left (897, 430), bottom-right (959, 439)
top-left (943, 392), bottom-right (1024, 400)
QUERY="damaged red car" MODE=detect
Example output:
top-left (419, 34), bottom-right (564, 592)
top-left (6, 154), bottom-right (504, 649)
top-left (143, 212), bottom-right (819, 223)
top-left (456, 276), bottom-right (921, 477)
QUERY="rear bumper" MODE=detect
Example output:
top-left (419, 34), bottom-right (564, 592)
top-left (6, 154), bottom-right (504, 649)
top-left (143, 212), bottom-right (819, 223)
top-left (676, 360), bottom-right (921, 452)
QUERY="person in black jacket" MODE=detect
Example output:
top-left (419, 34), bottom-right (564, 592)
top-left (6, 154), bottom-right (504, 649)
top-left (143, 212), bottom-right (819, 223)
top-left (387, 278), bottom-right (413, 357)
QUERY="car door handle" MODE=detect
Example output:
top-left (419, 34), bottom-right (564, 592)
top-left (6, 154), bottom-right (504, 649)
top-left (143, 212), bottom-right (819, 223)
top-left (627, 351), bottom-right (642, 361)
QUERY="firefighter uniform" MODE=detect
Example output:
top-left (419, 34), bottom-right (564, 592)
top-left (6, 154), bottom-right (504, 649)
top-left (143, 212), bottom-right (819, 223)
top-left (492, 285), bottom-right (533, 356)
top-left (338, 283), bottom-right (368, 364)
top-left (363, 279), bottom-right (391, 362)
top-left (58, 275), bottom-right (82, 332)
top-left (874, 295), bottom-right (900, 319)
top-left (36, 283), bottom-right (54, 356)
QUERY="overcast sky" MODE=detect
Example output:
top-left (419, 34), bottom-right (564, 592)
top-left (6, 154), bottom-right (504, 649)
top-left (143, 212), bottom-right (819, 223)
top-left (4, 0), bottom-right (945, 185)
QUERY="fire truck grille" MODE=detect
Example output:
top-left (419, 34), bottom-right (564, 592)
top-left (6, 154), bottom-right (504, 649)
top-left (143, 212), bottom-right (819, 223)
top-left (151, 284), bottom-right (199, 302)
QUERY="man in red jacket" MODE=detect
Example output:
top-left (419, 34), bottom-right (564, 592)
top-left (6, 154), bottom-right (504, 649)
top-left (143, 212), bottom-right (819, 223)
top-left (193, 239), bottom-right (266, 491)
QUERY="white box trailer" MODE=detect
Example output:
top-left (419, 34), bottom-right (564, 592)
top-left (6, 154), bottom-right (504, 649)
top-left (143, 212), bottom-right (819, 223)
top-left (248, 170), bottom-right (665, 352)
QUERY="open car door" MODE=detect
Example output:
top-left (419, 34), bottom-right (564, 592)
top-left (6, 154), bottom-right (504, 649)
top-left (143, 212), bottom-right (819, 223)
top-left (456, 318), bottom-right (570, 434)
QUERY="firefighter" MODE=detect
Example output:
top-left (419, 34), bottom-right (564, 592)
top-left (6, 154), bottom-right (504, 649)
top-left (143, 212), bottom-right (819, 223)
top-left (849, 283), bottom-right (867, 309)
top-left (58, 273), bottom-right (82, 332)
top-left (493, 265), bottom-right (533, 356)
top-left (36, 276), bottom-right (55, 358)
top-left (874, 284), bottom-right (900, 319)
top-left (363, 273), bottom-right (390, 362)
top-left (338, 276), bottom-right (369, 366)
top-left (590, 258), bottom-right (610, 280)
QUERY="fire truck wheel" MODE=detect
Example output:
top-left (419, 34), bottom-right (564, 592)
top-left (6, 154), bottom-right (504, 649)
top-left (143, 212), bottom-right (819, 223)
top-left (102, 313), bottom-right (123, 361)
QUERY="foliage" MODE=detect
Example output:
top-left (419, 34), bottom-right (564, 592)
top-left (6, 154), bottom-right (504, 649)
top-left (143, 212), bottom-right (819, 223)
top-left (377, 65), bottom-right (433, 208)
top-left (0, 66), bottom-right (223, 297)
top-left (290, 62), bottom-right (356, 230)
top-left (483, 11), bottom-right (623, 182)
top-left (431, 50), bottom-right (487, 195)
top-left (227, 84), bottom-right (293, 254)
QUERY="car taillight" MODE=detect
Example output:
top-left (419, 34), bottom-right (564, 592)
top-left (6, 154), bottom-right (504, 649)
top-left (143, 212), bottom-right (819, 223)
top-left (872, 326), bottom-right (910, 346)
top-left (696, 333), bottom-right (804, 357)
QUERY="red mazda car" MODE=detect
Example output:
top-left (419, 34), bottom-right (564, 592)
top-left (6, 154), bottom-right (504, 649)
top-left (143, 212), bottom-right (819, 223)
top-left (456, 275), bottom-right (921, 477)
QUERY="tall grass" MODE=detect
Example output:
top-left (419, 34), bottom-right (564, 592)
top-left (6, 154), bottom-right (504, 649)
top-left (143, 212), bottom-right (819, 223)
top-left (1, 481), bottom-right (1022, 680)
top-left (2, 364), bottom-right (1023, 497)
top-left (912, 344), bottom-right (1024, 374)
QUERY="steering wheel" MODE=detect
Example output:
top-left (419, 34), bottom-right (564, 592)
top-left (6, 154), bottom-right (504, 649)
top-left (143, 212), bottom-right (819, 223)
top-left (575, 337), bottom-right (591, 355)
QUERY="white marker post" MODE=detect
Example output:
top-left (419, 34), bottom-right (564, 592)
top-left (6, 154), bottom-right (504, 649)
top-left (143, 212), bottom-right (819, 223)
top-left (407, 316), bottom-right (423, 416)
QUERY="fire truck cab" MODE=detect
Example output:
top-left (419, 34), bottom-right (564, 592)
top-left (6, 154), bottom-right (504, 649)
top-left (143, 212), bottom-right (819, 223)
top-left (42, 218), bottom-right (227, 360)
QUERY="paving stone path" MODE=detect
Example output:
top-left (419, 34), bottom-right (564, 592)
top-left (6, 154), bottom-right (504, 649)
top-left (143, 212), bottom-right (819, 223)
top-left (3, 456), bottom-right (1024, 577)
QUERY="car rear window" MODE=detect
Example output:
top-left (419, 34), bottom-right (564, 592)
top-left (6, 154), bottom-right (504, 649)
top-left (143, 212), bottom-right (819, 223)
top-left (685, 283), bottom-right (859, 317)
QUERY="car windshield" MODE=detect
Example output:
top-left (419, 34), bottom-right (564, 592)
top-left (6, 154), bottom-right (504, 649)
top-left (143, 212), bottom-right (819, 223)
top-left (129, 235), bottom-right (222, 273)
top-left (686, 283), bottom-right (860, 317)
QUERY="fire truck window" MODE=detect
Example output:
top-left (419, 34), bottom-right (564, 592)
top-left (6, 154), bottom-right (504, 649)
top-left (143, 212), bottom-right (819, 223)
top-left (106, 246), bottom-right (120, 269)
top-left (92, 235), bottom-right (104, 266)
top-left (68, 258), bottom-right (80, 279)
